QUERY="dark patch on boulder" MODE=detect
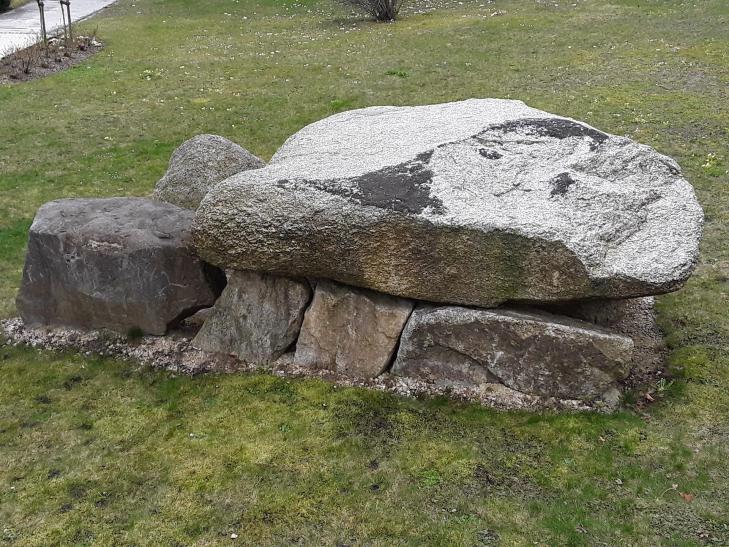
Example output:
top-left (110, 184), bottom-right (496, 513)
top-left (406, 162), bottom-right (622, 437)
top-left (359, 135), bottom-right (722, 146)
top-left (352, 157), bottom-right (444, 214)
top-left (277, 152), bottom-right (445, 215)
top-left (485, 118), bottom-right (609, 150)
top-left (479, 148), bottom-right (503, 159)
top-left (664, 161), bottom-right (681, 176)
top-left (550, 172), bottom-right (577, 197)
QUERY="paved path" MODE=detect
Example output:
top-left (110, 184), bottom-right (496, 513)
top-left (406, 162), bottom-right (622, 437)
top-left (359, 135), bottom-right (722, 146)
top-left (0, 0), bottom-right (116, 55)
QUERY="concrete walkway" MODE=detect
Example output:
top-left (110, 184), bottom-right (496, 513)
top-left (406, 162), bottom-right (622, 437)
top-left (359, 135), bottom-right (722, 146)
top-left (0, 0), bottom-right (116, 55)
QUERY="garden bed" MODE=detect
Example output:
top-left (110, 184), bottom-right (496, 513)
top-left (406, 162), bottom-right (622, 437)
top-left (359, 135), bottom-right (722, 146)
top-left (0, 33), bottom-right (102, 83)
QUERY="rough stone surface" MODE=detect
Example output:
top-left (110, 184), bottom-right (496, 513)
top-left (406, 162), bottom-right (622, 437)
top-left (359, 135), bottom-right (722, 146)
top-left (193, 99), bottom-right (703, 307)
top-left (391, 305), bottom-right (634, 400)
top-left (16, 198), bottom-right (225, 335)
top-left (154, 134), bottom-right (265, 210)
top-left (544, 297), bottom-right (666, 379)
top-left (192, 270), bottom-right (311, 363)
top-left (294, 280), bottom-right (413, 378)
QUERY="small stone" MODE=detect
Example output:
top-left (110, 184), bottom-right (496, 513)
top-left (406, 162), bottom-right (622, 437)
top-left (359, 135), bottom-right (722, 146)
top-left (153, 134), bottom-right (265, 210)
top-left (294, 280), bottom-right (413, 378)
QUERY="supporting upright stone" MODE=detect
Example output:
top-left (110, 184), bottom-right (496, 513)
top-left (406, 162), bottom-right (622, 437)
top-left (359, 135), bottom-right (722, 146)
top-left (192, 271), bottom-right (311, 363)
top-left (391, 305), bottom-right (634, 401)
top-left (294, 280), bottom-right (413, 378)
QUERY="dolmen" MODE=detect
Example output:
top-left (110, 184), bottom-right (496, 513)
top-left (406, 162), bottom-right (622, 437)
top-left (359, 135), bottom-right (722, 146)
top-left (15, 99), bottom-right (704, 410)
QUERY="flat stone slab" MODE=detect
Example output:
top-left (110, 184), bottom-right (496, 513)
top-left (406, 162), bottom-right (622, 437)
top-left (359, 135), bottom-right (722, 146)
top-left (154, 134), bottom-right (265, 210)
top-left (16, 198), bottom-right (225, 335)
top-left (192, 98), bottom-right (703, 307)
top-left (192, 270), bottom-right (311, 363)
top-left (391, 305), bottom-right (634, 400)
top-left (294, 280), bottom-right (413, 378)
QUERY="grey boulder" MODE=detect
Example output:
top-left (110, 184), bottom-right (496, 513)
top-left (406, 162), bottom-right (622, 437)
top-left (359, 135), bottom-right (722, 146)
top-left (154, 134), bottom-right (265, 210)
top-left (192, 99), bottom-right (703, 308)
top-left (192, 270), bottom-right (311, 363)
top-left (390, 305), bottom-right (634, 400)
top-left (16, 198), bottom-right (225, 335)
top-left (294, 280), bottom-right (413, 378)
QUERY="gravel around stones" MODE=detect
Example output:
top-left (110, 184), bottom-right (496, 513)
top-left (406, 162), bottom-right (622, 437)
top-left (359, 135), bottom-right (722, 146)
top-left (0, 317), bottom-right (611, 412)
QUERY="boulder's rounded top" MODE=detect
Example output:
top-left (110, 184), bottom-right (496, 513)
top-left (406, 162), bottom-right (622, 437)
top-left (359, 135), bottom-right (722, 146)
top-left (271, 99), bottom-right (546, 176)
top-left (194, 99), bottom-right (703, 305)
top-left (153, 134), bottom-right (265, 210)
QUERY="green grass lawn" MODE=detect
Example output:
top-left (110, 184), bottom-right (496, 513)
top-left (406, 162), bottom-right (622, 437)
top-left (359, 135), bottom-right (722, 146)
top-left (1, 0), bottom-right (728, 544)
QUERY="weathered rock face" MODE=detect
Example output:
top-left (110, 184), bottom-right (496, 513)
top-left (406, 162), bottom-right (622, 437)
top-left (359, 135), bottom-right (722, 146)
top-left (154, 134), bottom-right (265, 210)
top-left (544, 296), bottom-right (666, 378)
top-left (16, 198), bottom-right (226, 336)
top-left (192, 99), bottom-right (703, 308)
top-left (192, 271), bottom-right (311, 363)
top-left (390, 305), bottom-right (634, 400)
top-left (294, 280), bottom-right (413, 378)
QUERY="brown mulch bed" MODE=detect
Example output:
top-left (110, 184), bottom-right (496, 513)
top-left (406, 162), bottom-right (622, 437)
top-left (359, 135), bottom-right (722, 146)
top-left (0, 34), bottom-right (103, 84)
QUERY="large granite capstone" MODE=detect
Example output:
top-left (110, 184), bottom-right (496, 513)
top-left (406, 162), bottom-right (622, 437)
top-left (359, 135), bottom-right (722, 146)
top-left (192, 99), bottom-right (703, 307)
top-left (16, 198), bottom-right (225, 335)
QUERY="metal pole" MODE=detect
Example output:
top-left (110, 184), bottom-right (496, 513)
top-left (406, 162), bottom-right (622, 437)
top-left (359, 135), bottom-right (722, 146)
top-left (36, 0), bottom-right (47, 46)
top-left (60, 0), bottom-right (67, 43)
top-left (59, 0), bottom-right (72, 42)
top-left (64, 0), bottom-right (72, 42)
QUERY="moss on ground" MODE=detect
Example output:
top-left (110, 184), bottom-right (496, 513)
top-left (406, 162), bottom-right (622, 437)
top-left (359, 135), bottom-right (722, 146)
top-left (1, 0), bottom-right (728, 544)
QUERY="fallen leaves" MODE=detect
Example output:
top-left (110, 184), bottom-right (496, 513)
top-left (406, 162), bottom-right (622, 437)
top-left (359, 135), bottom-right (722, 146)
top-left (680, 492), bottom-right (696, 503)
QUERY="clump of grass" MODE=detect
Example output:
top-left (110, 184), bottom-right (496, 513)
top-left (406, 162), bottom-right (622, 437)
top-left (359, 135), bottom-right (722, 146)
top-left (126, 326), bottom-right (144, 341)
top-left (339, 0), bottom-right (404, 21)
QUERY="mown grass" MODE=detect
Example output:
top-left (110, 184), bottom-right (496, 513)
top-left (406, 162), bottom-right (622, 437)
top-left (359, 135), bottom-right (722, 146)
top-left (1, 0), bottom-right (728, 544)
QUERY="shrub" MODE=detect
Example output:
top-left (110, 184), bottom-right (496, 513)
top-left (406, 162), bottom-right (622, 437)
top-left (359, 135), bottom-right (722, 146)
top-left (341, 0), bottom-right (404, 21)
top-left (0, 0), bottom-right (11, 13)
